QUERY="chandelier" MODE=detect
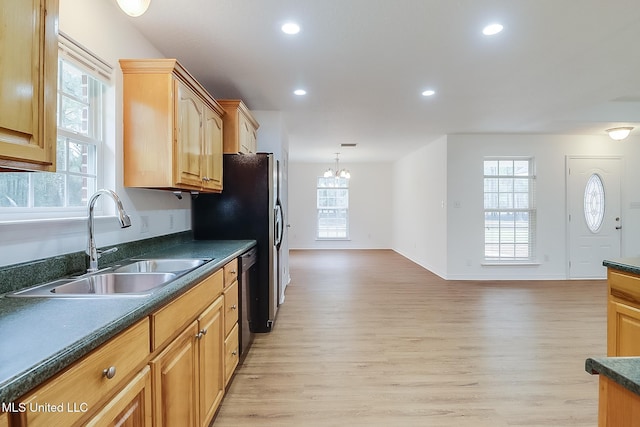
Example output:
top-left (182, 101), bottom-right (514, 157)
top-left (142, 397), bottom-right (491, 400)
top-left (323, 153), bottom-right (351, 179)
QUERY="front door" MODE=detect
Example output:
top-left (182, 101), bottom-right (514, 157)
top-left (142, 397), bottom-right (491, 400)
top-left (567, 156), bottom-right (622, 279)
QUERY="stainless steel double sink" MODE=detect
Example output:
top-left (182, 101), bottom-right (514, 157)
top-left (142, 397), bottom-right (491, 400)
top-left (7, 258), bottom-right (212, 298)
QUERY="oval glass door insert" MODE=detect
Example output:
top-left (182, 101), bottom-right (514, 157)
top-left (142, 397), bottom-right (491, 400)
top-left (584, 173), bottom-right (605, 233)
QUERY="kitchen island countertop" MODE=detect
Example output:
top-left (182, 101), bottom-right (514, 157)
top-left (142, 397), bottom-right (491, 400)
top-left (0, 239), bottom-right (256, 404)
top-left (586, 356), bottom-right (640, 396)
top-left (602, 257), bottom-right (640, 275)
top-left (585, 257), bottom-right (640, 400)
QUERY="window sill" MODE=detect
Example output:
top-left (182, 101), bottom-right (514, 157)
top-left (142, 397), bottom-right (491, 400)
top-left (481, 261), bottom-right (541, 267)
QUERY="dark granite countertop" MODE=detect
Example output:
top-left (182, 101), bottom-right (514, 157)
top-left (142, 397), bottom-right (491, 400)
top-left (586, 357), bottom-right (640, 396)
top-left (0, 239), bottom-right (256, 404)
top-left (603, 258), bottom-right (640, 275)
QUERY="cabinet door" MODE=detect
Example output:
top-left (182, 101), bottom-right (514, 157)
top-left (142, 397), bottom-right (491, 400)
top-left (151, 321), bottom-right (199, 427)
top-left (202, 106), bottom-right (223, 192)
top-left (198, 296), bottom-right (225, 427)
top-left (85, 366), bottom-right (152, 427)
top-left (0, 0), bottom-right (57, 171)
top-left (608, 301), bottom-right (640, 356)
top-left (238, 115), bottom-right (253, 154)
top-left (0, 411), bottom-right (7, 427)
top-left (175, 81), bottom-right (204, 189)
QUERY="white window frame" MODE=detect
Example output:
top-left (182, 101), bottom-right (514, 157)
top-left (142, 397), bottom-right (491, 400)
top-left (0, 32), bottom-right (113, 222)
top-left (483, 157), bottom-right (537, 263)
top-left (316, 176), bottom-right (350, 240)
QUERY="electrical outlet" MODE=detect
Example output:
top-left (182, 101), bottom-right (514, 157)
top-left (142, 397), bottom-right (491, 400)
top-left (140, 215), bottom-right (149, 233)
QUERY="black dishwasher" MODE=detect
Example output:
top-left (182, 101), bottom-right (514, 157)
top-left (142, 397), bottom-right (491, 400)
top-left (238, 247), bottom-right (257, 363)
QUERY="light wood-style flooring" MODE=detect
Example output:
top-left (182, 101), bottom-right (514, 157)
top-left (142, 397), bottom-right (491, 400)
top-left (214, 250), bottom-right (607, 426)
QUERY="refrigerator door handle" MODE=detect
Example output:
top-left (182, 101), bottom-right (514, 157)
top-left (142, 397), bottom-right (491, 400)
top-left (274, 202), bottom-right (284, 250)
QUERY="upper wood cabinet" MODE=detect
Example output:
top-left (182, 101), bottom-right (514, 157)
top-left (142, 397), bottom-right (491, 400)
top-left (0, 0), bottom-right (58, 172)
top-left (217, 100), bottom-right (259, 154)
top-left (120, 59), bottom-right (224, 193)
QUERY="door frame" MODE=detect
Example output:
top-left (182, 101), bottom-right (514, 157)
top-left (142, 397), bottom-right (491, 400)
top-left (565, 155), bottom-right (624, 279)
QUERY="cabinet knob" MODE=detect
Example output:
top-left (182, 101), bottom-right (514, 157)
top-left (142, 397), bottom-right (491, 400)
top-left (202, 176), bottom-right (211, 182)
top-left (231, 350), bottom-right (237, 356)
top-left (231, 304), bottom-right (237, 310)
top-left (200, 328), bottom-right (208, 335)
top-left (103, 366), bottom-right (117, 379)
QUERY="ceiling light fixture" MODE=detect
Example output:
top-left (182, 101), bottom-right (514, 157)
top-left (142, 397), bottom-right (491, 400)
top-left (323, 153), bottom-right (351, 179)
top-left (482, 23), bottom-right (504, 36)
top-left (606, 127), bottom-right (634, 141)
top-left (281, 22), bottom-right (301, 35)
top-left (294, 89), bottom-right (307, 96)
top-left (422, 89), bottom-right (436, 97)
top-left (116, 0), bottom-right (151, 17)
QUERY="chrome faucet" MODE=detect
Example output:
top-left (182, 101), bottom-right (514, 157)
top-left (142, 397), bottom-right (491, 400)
top-left (86, 189), bottom-right (132, 272)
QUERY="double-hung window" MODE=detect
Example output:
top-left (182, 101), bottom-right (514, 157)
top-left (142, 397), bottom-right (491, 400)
top-left (317, 177), bottom-right (349, 239)
top-left (0, 33), bottom-right (111, 219)
top-left (483, 158), bottom-right (536, 261)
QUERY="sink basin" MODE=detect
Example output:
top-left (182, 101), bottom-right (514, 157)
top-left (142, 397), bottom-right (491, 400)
top-left (7, 272), bottom-right (177, 298)
top-left (114, 258), bottom-right (209, 273)
top-left (51, 272), bottom-right (177, 295)
top-left (6, 257), bottom-right (212, 298)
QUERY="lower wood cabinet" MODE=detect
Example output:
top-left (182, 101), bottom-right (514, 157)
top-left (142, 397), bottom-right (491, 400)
top-left (197, 297), bottom-right (225, 426)
top-left (150, 321), bottom-right (199, 427)
top-left (597, 375), bottom-right (640, 427)
top-left (150, 295), bottom-right (224, 427)
top-left (222, 260), bottom-right (240, 386)
top-left (11, 257), bottom-right (242, 427)
top-left (1, 411), bottom-right (8, 427)
top-left (607, 268), bottom-right (640, 356)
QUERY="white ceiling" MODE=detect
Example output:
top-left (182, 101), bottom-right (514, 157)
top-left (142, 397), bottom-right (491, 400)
top-left (117, 0), bottom-right (640, 162)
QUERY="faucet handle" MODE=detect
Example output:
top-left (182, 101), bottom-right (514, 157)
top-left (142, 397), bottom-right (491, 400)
top-left (97, 247), bottom-right (118, 259)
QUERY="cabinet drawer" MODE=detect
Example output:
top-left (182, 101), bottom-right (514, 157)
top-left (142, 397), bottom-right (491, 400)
top-left (151, 269), bottom-right (223, 351)
top-left (18, 318), bottom-right (150, 427)
top-left (609, 269), bottom-right (640, 306)
top-left (223, 259), bottom-right (238, 288)
top-left (224, 280), bottom-right (239, 335)
top-left (224, 323), bottom-right (239, 385)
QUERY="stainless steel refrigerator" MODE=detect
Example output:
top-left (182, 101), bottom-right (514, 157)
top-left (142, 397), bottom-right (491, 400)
top-left (192, 153), bottom-right (284, 333)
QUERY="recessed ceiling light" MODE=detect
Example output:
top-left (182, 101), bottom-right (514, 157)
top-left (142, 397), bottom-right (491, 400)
top-left (483, 23), bottom-right (504, 36)
top-left (422, 89), bottom-right (436, 97)
top-left (281, 22), bottom-right (301, 35)
top-left (294, 89), bottom-right (307, 96)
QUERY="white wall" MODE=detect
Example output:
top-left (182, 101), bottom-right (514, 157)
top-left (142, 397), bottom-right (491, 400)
top-left (0, 0), bottom-right (192, 267)
top-left (288, 162), bottom-right (393, 249)
top-left (391, 136), bottom-right (448, 278)
top-left (445, 134), bottom-right (640, 280)
top-left (389, 133), bottom-right (640, 280)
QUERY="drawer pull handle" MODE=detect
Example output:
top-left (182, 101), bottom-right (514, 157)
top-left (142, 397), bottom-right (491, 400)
top-left (103, 366), bottom-right (117, 379)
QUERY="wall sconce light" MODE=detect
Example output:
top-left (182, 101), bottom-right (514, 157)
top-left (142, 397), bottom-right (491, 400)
top-left (116, 0), bottom-right (151, 17)
top-left (606, 127), bottom-right (634, 141)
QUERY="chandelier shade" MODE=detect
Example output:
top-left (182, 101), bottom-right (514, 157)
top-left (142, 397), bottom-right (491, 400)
top-left (324, 153), bottom-right (350, 179)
